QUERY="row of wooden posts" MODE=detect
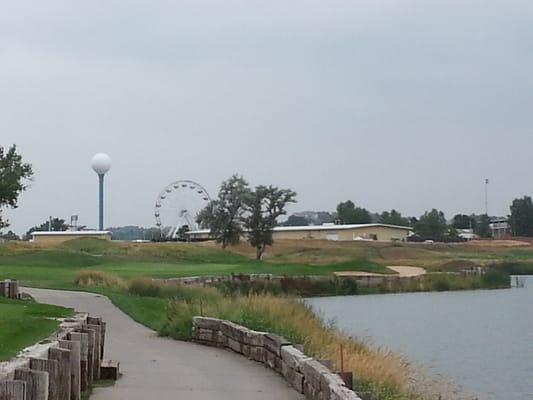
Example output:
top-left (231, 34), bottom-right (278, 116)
top-left (0, 280), bottom-right (20, 299)
top-left (0, 315), bottom-right (119, 400)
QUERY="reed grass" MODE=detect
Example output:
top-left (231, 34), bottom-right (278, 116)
top-left (74, 270), bottom-right (126, 288)
top-left (162, 292), bottom-right (417, 399)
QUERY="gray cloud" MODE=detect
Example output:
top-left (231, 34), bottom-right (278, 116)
top-left (1, 0), bottom-right (532, 233)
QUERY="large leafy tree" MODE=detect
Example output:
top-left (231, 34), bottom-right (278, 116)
top-left (414, 209), bottom-right (448, 240)
top-left (336, 200), bottom-right (371, 224)
top-left (0, 145), bottom-right (33, 229)
top-left (510, 196), bottom-right (533, 236)
top-left (283, 215), bottom-right (309, 226)
top-left (474, 214), bottom-right (492, 238)
top-left (452, 214), bottom-right (476, 230)
top-left (244, 185), bottom-right (296, 260)
top-left (197, 175), bottom-right (250, 248)
top-left (379, 209), bottom-right (410, 226)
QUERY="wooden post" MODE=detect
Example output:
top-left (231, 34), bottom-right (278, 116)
top-left (59, 340), bottom-right (81, 400)
top-left (67, 333), bottom-right (88, 393)
top-left (8, 280), bottom-right (19, 299)
top-left (86, 324), bottom-right (102, 380)
top-left (0, 281), bottom-right (7, 298)
top-left (100, 360), bottom-right (120, 381)
top-left (14, 369), bottom-right (49, 400)
top-left (48, 348), bottom-right (71, 400)
top-left (29, 358), bottom-right (58, 400)
top-left (0, 381), bottom-right (26, 400)
top-left (76, 328), bottom-right (95, 387)
top-left (87, 317), bottom-right (105, 359)
top-left (100, 321), bottom-right (106, 358)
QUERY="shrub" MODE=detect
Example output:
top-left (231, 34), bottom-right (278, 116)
top-left (127, 278), bottom-right (162, 297)
top-left (74, 270), bottom-right (125, 288)
top-left (430, 276), bottom-right (451, 291)
top-left (482, 269), bottom-right (510, 288)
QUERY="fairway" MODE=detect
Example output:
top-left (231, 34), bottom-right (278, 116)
top-left (1, 238), bottom-right (533, 289)
top-left (0, 239), bottom-right (393, 289)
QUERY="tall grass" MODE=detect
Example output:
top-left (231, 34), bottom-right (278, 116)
top-left (74, 270), bottom-right (126, 288)
top-left (74, 271), bottom-right (489, 399)
top-left (161, 292), bottom-right (416, 399)
top-left (74, 272), bottom-right (416, 398)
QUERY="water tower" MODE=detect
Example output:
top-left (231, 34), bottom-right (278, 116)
top-left (91, 153), bottom-right (112, 231)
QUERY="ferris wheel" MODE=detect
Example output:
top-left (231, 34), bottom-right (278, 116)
top-left (154, 180), bottom-right (211, 239)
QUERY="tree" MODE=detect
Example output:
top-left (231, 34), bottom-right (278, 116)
top-left (0, 230), bottom-right (20, 241)
top-left (414, 209), bottom-right (448, 240)
top-left (474, 214), bottom-right (492, 238)
top-left (379, 209), bottom-right (410, 226)
top-left (244, 185), bottom-right (296, 260)
top-left (510, 196), bottom-right (533, 236)
top-left (452, 214), bottom-right (476, 230)
top-left (175, 225), bottom-right (190, 241)
top-left (336, 201), bottom-right (371, 224)
top-left (26, 217), bottom-right (69, 239)
top-left (197, 175), bottom-right (250, 248)
top-left (283, 215), bottom-right (309, 226)
top-left (0, 145), bottom-right (33, 228)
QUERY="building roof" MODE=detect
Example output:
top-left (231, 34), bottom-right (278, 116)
top-left (187, 223), bottom-right (412, 235)
top-left (32, 231), bottom-right (111, 236)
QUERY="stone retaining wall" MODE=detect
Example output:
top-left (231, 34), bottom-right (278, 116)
top-left (160, 273), bottom-right (401, 289)
top-left (192, 317), bottom-right (361, 400)
top-left (0, 312), bottom-right (112, 400)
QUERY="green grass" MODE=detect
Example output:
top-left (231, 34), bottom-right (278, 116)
top-left (0, 239), bottom-right (390, 289)
top-left (105, 291), bottom-right (168, 331)
top-left (0, 297), bottom-right (73, 361)
top-left (0, 238), bottom-right (520, 400)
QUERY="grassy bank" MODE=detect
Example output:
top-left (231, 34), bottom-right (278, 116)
top-left (75, 270), bottom-right (504, 400)
top-left (0, 297), bottom-right (73, 361)
top-left (214, 270), bottom-right (510, 297)
top-left (74, 271), bottom-right (417, 400)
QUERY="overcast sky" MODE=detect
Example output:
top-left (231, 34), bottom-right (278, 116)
top-left (2, 0), bottom-right (533, 234)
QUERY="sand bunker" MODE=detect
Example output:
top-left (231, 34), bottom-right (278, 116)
top-left (335, 266), bottom-right (426, 278)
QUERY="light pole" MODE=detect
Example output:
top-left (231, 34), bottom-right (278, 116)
top-left (91, 153), bottom-right (112, 231)
top-left (484, 178), bottom-right (489, 216)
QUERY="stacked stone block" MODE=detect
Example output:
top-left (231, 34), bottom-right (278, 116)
top-left (0, 280), bottom-right (20, 299)
top-left (192, 316), bottom-right (362, 400)
top-left (0, 314), bottom-right (115, 400)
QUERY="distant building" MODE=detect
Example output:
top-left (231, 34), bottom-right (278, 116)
top-left (31, 231), bottom-right (112, 244)
top-left (290, 211), bottom-right (335, 225)
top-left (489, 217), bottom-right (511, 239)
top-left (187, 223), bottom-right (412, 242)
top-left (457, 229), bottom-right (477, 241)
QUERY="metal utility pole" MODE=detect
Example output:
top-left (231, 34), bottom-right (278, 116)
top-left (484, 178), bottom-right (489, 216)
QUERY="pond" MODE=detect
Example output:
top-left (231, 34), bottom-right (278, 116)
top-left (307, 276), bottom-right (533, 399)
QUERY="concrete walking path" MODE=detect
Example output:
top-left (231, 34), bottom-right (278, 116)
top-left (25, 288), bottom-right (302, 400)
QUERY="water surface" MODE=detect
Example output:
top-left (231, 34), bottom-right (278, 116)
top-left (307, 276), bottom-right (533, 399)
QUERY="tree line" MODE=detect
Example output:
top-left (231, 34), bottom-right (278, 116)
top-left (4, 144), bottom-right (533, 244)
top-left (284, 199), bottom-right (533, 242)
top-left (334, 202), bottom-right (493, 242)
